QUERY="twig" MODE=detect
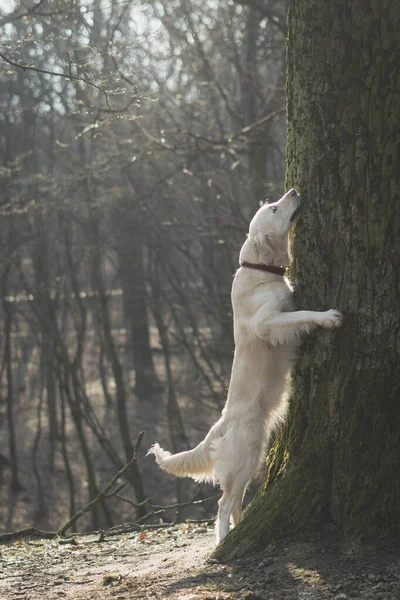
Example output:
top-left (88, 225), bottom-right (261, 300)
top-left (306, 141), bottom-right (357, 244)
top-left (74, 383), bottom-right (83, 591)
top-left (116, 482), bottom-right (218, 512)
top-left (57, 431), bottom-right (145, 536)
top-left (104, 481), bottom-right (127, 498)
top-left (0, 51), bottom-right (104, 94)
top-left (0, 50), bottom-right (136, 114)
top-left (0, 527), bottom-right (57, 543)
top-left (105, 518), bottom-right (215, 536)
top-left (150, 493), bottom-right (219, 511)
top-left (128, 509), bottom-right (166, 526)
top-left (116, 486), bottom-right (219, 529)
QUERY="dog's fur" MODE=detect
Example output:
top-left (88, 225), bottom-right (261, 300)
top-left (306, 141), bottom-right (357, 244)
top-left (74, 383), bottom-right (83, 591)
top-left (148, 189), bottom-right (342, 543)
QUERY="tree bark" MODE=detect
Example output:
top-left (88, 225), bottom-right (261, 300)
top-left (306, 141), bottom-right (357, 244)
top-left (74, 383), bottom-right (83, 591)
top-left (213, 0), bottom-right (400, 560)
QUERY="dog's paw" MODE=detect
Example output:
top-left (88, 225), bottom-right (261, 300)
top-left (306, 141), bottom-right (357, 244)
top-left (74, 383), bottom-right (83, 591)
top-left (321, 309), bottom-right (343, 328)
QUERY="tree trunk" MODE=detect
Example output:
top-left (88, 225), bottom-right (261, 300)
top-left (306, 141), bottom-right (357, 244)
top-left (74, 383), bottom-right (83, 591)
top-left (241, 5), bottom-right (270, 210)
top-left (213, 0), bottom-right (400, 560)
top-left (92, 237), bottom-right (148, 518)
top-left (114, 199), bottom-right (156, 398)
top-left (33, 229), bottom-right (59, 467)
top-left (3, 298), bottom-right (23, 491)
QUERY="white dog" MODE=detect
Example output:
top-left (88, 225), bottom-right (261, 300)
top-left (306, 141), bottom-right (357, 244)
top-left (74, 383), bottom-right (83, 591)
top-left (148, 189), bottom-right (342, 543)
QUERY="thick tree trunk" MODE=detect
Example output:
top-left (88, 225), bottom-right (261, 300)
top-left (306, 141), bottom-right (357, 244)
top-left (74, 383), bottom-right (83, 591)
top-left (213, 0), bottom-right (400, 560)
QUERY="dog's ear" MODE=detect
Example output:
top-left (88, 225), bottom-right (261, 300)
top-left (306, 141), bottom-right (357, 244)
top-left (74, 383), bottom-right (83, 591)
top-left (253, 232), bottom-right (275, 264)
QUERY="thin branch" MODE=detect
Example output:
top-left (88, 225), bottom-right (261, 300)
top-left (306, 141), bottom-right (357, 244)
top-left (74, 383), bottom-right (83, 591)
top-left (0, 527), bottom-right (57, 543)
top-left (116, 490), bottom-right (219, 512)
top-left (104, 481), bottom-right (128, 498)
top-left (149, 493), bottom-right (220, 512)
top-left (57, 431), bottom-right (145, 536)
top-left (0, 51), bottom-right (104, 93)
top-left (135, 107), bottom-right (285, 155)
top-left (190, 107), bottom-right (286, 146)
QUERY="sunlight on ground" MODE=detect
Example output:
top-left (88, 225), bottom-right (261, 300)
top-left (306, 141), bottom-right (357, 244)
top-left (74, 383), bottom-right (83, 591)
top-left (287, 562), bottom-right (325, 587)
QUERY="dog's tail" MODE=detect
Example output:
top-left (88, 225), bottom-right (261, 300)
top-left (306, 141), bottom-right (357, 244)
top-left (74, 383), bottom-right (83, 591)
top-left (147, 440), bottom-right (214, 483)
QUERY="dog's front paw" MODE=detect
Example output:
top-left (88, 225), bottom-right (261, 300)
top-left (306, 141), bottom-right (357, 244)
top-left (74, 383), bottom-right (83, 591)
top-left (321, 309), bottom-right (343, 328)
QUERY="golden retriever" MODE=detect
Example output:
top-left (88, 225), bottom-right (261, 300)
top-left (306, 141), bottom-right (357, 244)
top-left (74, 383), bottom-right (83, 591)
top-left (148, 189), bottom-right (342, 543)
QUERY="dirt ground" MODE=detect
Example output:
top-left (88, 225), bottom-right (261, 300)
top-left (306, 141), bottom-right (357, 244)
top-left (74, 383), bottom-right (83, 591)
top-left (1, 522), bottom-right (400, 600)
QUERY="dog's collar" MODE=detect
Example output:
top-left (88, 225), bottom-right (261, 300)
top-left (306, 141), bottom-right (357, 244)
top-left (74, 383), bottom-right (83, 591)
top-left (240, 261), bottom-right (287, 276)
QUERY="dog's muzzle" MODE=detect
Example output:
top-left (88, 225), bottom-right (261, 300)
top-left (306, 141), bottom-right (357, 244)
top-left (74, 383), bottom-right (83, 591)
top-left (289, 192), bottom-right (302, 222)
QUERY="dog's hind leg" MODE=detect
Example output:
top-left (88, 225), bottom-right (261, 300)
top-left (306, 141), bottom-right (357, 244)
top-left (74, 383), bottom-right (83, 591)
top-left (216, 489), bottom-right (236, 543)
top-left (215, 474), bottom-right (249, 543)
top-left (231, 491), bottom-right (245, 527)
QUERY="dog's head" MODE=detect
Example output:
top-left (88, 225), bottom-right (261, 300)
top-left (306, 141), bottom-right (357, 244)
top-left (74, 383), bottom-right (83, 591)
top-left (240, 189), bottom-right (301, 266)
top-left (249, 189), bottom-right (301, 238)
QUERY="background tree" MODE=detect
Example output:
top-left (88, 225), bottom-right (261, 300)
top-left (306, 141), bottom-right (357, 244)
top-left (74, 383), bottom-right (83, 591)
top-left (213, 0), bottom-right (400, 560)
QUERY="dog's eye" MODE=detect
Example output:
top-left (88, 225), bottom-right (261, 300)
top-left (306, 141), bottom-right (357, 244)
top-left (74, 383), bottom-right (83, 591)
top-left (270, 207), bottom-right (278, 213)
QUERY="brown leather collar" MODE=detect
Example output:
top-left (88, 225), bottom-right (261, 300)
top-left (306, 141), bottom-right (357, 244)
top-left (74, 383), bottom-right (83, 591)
top-left (240, 261), bottom-right (286, 276)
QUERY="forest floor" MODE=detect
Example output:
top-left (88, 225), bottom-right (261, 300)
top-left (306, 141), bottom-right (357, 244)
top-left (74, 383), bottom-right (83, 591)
top-left (1, 522), bottom-right (400, 600)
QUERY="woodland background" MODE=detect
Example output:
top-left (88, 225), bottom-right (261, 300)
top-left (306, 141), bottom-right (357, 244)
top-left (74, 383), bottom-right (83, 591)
top-left (0, 0), bottom-right (288, 533)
